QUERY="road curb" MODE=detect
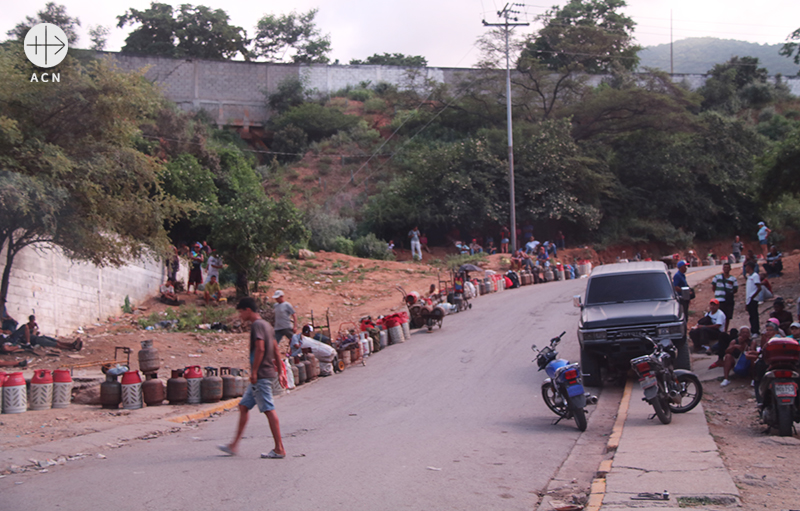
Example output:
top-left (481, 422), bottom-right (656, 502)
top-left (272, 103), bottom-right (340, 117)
top-left (166, 398), bottom-right (241, 423)
top-left (586, 378), bottom-right (633, 511)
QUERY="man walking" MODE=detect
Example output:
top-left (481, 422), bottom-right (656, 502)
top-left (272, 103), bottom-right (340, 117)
top-left (673, 260), bottom-right (691, 319)
top-left (219, 297), bottom-right (287, 458)
top-left (408, 226), bottom-right (422, 261)
top-left (744, 261), bottom-right (762, 335)
top-left (272, 290), bottom-right (297, 344)
top-left (731, 236), bottom-right (743, 263)
top-left (757, 222), bottom-right (771, 257)
top-left (711, 262), bottom-right (738, 331)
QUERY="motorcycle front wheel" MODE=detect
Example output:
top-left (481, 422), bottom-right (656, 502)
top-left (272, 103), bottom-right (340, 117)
top-left (571, 404), bottom-right (587, 432)
top-left (541, 383), bottom-right (567, 416)
top-left (669, 373), bottom-right (703, 413)
top-left (652, 386), bottom-right (673, 424)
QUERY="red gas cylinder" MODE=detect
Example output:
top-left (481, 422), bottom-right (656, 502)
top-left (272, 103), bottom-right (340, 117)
top-left (30, 369), bottom-right (54, 411)
top-left (121, 370), bottom-right (143, 410)
top-left (184, 365), bottom-right (203, 404)
top-left (52, 369), bottom-right (73, 409)
top-left (3, 372), bottom-right (27, 414)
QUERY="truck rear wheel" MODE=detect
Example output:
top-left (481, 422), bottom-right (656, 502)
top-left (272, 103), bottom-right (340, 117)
top-left (580, 350), bottom-right (603, 388)
top-left (673, 338), bottom-right (691, 370)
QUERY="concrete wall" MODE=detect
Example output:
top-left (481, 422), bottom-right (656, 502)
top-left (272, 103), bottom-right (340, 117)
top-left (106, 53), bottom-right (800, 128)
top-left (1, 244), bottom-right (164, 336)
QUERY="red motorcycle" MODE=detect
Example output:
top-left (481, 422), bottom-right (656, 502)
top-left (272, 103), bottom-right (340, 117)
top-left (758, 338), bottom-right (800, 436)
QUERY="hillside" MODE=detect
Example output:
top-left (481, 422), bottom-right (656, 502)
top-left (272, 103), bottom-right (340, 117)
top-left (639, 37), bottom-right (800, 75)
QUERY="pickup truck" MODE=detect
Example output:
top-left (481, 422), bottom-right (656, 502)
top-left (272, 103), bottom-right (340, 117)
top-left (574, 261), bottom-right (690, 387)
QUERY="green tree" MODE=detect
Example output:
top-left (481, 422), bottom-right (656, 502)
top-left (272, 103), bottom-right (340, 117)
top-left (758, 125), bottom-right (800, 198)
top-left (780, 27), bottom-right (800, 68)
top-left (0, 48), bottom-right (182, 310)
top-left (699, 56), bottom-right (770, 112)
top-left (209, 194), bottom-right (308, 296)
top-left (253, 9), bottom-right (330, 63)
top-left (118, 2), bottom-right (250, 60)
top-left (270, 103), bottom-right (360, 142)
top-left (6, 2), bottom-right (81, 45)
top-left (88, 25), bottom-right (110, 50)
top-left (349, 53), bottom-right (427, 67)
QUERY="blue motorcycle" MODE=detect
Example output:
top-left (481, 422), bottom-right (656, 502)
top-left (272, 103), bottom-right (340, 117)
top-left (532, 332), bottom-right (597, 431)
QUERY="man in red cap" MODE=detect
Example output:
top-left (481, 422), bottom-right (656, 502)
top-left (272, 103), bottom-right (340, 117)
top-left (689, 298), bottom-right (728, 355)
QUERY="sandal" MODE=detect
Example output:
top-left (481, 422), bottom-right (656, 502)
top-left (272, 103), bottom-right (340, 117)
top-left (260, 450), bottom-right (285, 459)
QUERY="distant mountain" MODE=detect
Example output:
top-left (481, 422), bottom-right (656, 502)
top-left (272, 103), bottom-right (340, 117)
top-left (638, 37), bottom-right (800, 76)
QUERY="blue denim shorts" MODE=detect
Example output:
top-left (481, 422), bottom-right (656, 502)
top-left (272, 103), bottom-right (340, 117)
top-left (240, 378), bottom-right (276, 412)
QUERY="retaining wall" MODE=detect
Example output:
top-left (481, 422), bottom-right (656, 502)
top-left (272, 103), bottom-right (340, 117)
top-left (1, 244), bottom-right (164, 336)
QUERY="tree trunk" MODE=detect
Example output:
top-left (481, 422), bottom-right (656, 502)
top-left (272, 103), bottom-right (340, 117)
top-left (0, 233), bottom-right (17, 314)
top-left (235, 269), bottom-right (249, 298)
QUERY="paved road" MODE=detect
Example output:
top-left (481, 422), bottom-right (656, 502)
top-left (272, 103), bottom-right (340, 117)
top-left (1, 277), bottom-right (596, 511)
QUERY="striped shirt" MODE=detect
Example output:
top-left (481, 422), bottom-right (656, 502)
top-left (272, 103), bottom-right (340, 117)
top-left (711, 273), bottom-right (738, 302)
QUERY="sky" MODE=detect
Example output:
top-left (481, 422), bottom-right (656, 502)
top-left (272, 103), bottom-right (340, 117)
top-left (1, 0), bottom-right (799, 68)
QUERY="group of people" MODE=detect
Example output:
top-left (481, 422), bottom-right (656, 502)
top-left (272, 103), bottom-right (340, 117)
top-left (680, 252), bottom-right (796, 390)
top-left (1, 310), bottom-right (83, 367)
top-left (162, 242), bottom-right (224, 306)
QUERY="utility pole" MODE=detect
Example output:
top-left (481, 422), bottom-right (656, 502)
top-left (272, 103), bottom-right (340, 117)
top-left (670, 10), bottom-right (673, 75)
top-left (483, 4), bottom-right (528, 254)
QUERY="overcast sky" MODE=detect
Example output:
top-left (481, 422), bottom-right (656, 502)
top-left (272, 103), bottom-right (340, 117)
top-left (2, 0), bottom-right (799, 67)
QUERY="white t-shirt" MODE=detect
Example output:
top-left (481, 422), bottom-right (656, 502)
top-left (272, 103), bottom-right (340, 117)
top-left (704, 309), bottom-right (726, 332)
top-left (746, 272), bottom-right (761, 304)
top-left (206, 256), bottom-right (222, 280)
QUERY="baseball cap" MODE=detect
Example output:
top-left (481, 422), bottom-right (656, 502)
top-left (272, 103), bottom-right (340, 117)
top-left (791, 322), bottom-right (800, 329)
top-left (677, 260), bottom-right (687, 268)
top-left (774, 296), bottom-right (785, 304)
top-left (758, 221), bottom-right (765, 226)
top-left (709, 299), bottom-right (719, 305)
top-left (766, 318), bottom-right (780, 328)
top-left (273, 290), bottom-right (284, 299)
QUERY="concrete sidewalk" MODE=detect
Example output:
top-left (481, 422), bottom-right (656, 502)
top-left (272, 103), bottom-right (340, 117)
top-left (598, 381), bottom-right (739, 510)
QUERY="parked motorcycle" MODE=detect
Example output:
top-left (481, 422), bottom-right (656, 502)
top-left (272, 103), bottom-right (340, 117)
top-left (532, 332), bottom-right (597, 431)
top-left (757, 337), bottom-right (800, 436)
top-left (630, 336), bottom-right (703, 424)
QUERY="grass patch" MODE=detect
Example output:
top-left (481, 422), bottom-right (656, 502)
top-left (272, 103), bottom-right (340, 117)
top-left (677, 496), bottom-right (737, 507)
top-left (443, 252), bottom-right (488, 270)
top-left (137, 305), bottom-right (233, 331)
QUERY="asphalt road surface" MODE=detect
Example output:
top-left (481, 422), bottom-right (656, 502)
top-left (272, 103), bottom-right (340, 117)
top-left (2, 277), bottom-right (597, 511)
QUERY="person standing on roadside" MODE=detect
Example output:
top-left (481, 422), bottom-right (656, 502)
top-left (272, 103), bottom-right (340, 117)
top-left (757, 222), bottom-right (771, 257)
top-left (408, 226), bottom-right (422, 261)
top-left (711, 262), bottom-right (738, 332)
top-left (500, 226), bottom-right (510, 254)
top-left (673, 260), bottom-right (691, 319)
top-left (744, 261), bottom-right (762, 335)
top-left (272, 290), bottom-right (297, 344)
top-left (218, 297), bottom-right (287, 459)
top-left (732, 236), bottom-right (744, 263)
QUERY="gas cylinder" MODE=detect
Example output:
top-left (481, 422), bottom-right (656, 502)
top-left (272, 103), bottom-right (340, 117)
top-left (29, 370), bottom-right (54, 411)
top-left (52, 369), bottom-right (73, 409)
top-left (379, 330), bottom-right (388, 349)
top-left (544, 268), bottom-right (554, 282)
top-left (137, 339), bottom-right (160, 373)
top-left (201, 367), bottom-right (223, 403)
top-left (142, 374), bottom-right (165, 406)
top-left (3, 372), bottom-right (26, 414)
top-left (0, 372), bottom-right (5, 412)
top-left (289, 360), bottom-right (299, 387)
top-left (294, 357), bottom-right (307, 384)
top-left (100, 374), bottom-right (122, 409)
top-left (121, 370), bottom-right (143, 410)
top-left (342, 349), bottom-right (351, 367)
top-left (167, 369), bottom-right (188, 405)
top-left (184, 365), bottom-right (203, 404)
top-left (400, 313), bottom-right (411, 341)
top-left (220, 367), bottom-right (237, 400)
top-left (232, 368), bottom-right (246, 397)
top-left (306, 353), bottom-right (319, 379)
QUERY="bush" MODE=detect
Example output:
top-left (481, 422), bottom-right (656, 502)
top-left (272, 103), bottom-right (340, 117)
top-left (271, 124), bottom-right (308, 163)
top-left (364, 98), bottom-right (387, 114)
top-left (306, 209), bottom-right (357, 251)
top-left (268, 77), bottom-right (309, 114)
top-left (272, 103), bottom-right (360, 142)
top-left (354, 233), bottom-right (393, 260)
top-left (347, 88), bottom-right (373, 102)
top-left (333, 236), bottom-right (354, 255)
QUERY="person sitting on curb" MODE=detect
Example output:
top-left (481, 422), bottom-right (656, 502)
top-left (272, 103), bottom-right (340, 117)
top-left (204, 275), bottom-right (222, 306)
top-left (720, 327), bottom-right (751, 387)
top-left (689, 299), bottom-right (728, 357)
top-left (769, 297), bottom-right (793, 334)
top-left (160, 280), bottom-right (183, 306)
top-left (788, 322), bottom-right (800, 340)
top-left (763, 245), bottom-right (783, 277)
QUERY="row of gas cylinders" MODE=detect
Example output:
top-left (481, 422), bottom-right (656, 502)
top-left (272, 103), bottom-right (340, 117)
top-left (1, 370), bottom-right (73, 414)
top-left (379, 313), bottom-right (411, 346)
top-left (100, 366), bottom-right (249, 410)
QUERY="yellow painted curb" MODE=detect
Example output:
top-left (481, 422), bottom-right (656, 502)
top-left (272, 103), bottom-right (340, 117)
top-left (596, 459), bottom-right (613, 478)
top-left (167, 398), bottom-right (241, 423)
top-left (586, 478), bottom-right (606, 511)
top-left (606, 379), bottom-right (633, 452)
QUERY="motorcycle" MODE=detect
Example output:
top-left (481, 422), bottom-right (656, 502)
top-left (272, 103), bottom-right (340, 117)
top-left (758, 337), bottom-right (800, 437)
top-left (630, 336), bottom-right (703, 424)
top-left (532, 332), bottom-right (597, 432)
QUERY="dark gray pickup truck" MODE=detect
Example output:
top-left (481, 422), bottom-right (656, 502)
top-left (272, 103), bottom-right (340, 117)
top-left (574, 261), bottom-right (689, 387)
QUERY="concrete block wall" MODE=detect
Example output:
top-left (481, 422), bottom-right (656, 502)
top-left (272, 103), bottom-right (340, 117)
top-left (103, 53), bottom-right (800, 128)
top-left (1, 244), bottom-right (164, 336)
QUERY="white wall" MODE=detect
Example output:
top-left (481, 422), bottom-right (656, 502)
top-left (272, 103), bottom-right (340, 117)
top-left (1, 244), bottom-right (164, 336)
